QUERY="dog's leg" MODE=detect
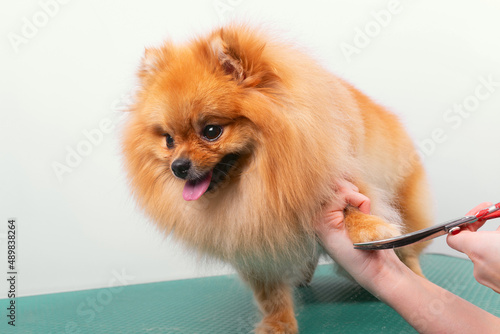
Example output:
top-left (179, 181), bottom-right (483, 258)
top-left (245, 277), bottom-right (298, 334)
top-left (296, 254), bottom-right (319, 287)
top-left (395, 163), bottom-right (433, 277)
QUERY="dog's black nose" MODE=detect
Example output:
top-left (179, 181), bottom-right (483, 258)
top-left (171, 159), bottom-right (191, 179)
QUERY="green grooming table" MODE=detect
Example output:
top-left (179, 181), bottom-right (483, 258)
top-left (1, 254), bottom-right (498, 333)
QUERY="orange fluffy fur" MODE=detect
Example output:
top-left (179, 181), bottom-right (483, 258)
top-left (122, 25), bottom-right (432, 333)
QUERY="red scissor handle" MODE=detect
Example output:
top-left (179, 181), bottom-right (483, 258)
top-left (475, 202), bottom-right (500, 221)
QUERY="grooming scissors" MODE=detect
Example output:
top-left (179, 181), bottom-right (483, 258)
top-left (353, 202), bottom-right (500, 250)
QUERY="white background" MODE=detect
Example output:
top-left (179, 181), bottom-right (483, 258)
top-left (1, 0), bottom-right (499, 297)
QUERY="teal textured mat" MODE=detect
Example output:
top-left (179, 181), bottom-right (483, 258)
top-left (1, 254), bottom-right (499, 333)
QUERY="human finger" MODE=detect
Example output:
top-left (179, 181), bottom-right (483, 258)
top-left (466, 202), bottom-right (493, 216)
top-left (344, 191), bottom-right (371, 214)
top-left (463, 202), bottom-right (493, 232)
top-left (446, 229), bottom-right (477, 254)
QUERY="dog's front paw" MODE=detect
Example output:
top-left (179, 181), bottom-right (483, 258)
top-left (345, 212), bottom-right (400, 244)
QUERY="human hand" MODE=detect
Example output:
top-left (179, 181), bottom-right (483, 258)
top-left (314, 180), bottom-right (409, 295)
top-left (317, 195), bottom-right (500, 332)
top-left (447, 202), bottom-right (500, 293)
top-left (316, 179), bottom-right (371, 227)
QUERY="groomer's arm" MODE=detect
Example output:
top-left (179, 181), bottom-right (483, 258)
top-left (316, 186), bottom-right (500, 334)
top-left (370, 261), bottom-right (500, 334)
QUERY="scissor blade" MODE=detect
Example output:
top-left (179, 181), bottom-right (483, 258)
top-left (353, 216), bottom-right (476, 250)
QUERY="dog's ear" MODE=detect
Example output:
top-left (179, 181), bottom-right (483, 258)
top-left (140, 48), bottom-right (159, 73)
top-left (208, 28), bottom-right (280, 88)
top-left (210, 35), bottom-right (246, 83)
top-left (138, 45), bottom-right (170, 81)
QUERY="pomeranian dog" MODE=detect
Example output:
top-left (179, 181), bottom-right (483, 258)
top-left (122, 24), bottom-right (432, 333)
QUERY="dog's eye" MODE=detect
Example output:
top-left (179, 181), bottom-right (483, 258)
top-left (202, 125), bottom-right (223, 141)
top-left (164, 134), bottom-right (174, 149)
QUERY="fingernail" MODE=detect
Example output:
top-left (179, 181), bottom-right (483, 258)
top-left (449, 227), bottom-right (461, 235)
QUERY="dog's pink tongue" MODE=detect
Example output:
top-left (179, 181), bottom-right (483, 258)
top-left (182, 171), bottom-right (212, 201)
